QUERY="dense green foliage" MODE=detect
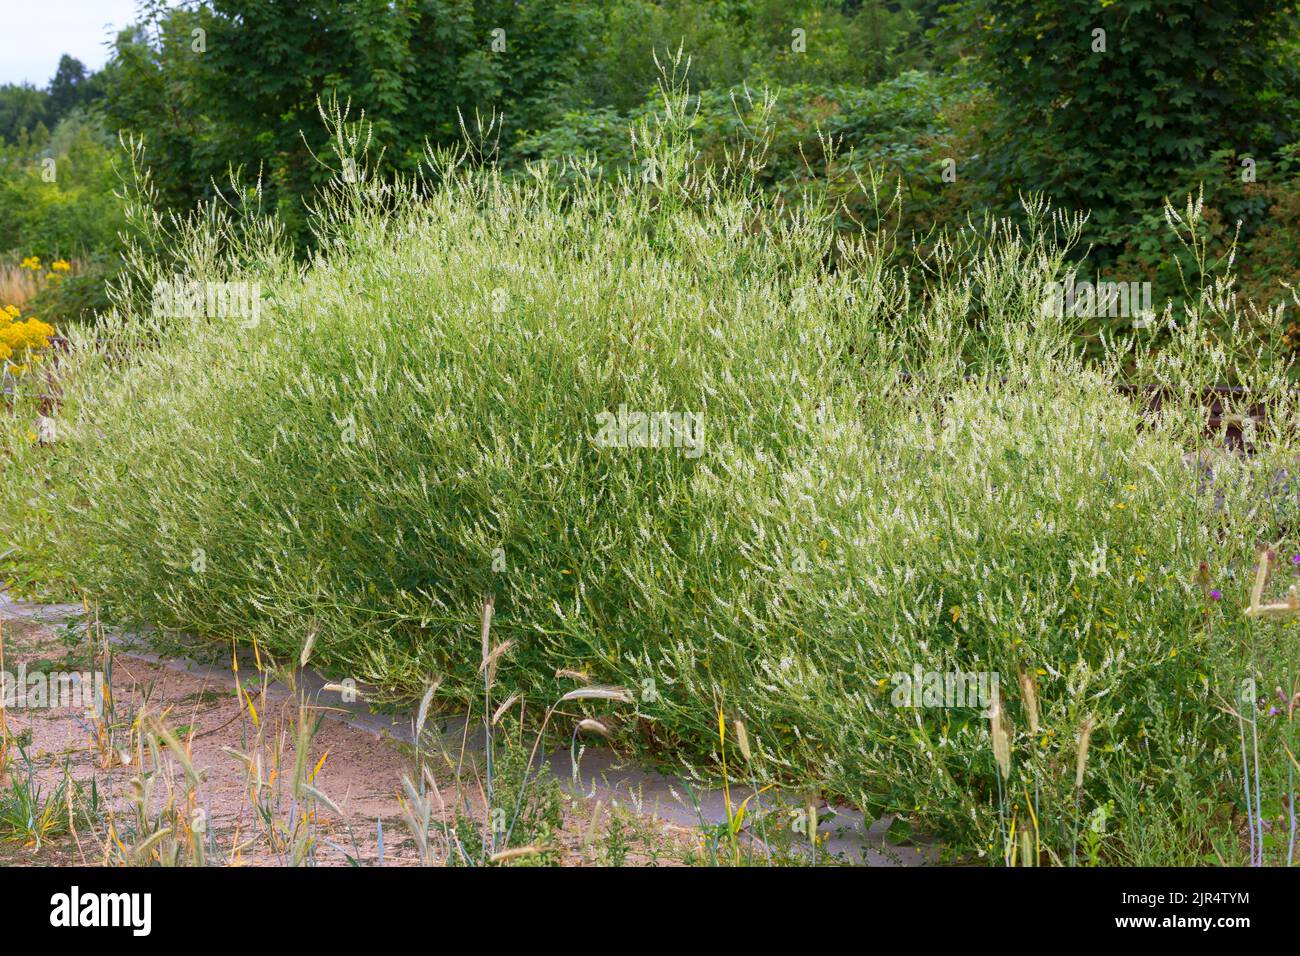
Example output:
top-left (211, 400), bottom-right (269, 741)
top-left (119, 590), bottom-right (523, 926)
top-left (972, 0), bottom-right (1300, 250)
top-left (0, 114), bottom-right (125, 322)
top-left (517, 70), bottom-right (965, 234)
top-left (0, 118), bottom-right (120, 259)
top-left (4, 0), bottom-right (1300, 865)
top-left (100, 0), bottom-right (606, 232)
top-left (90, 0), bottom-right (937, 233)
top-left (6, 99), bottom-right (1300, 860)
top-left (3, 1), bottom-right (1298, 325)
top-left (0, 55), bottom-right (103, 144)
top-left (961, 0), bottom-right (1300, 321)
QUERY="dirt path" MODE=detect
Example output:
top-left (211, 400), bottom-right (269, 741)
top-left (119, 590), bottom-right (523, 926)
top-left (0, 608), bottom-right (690, 866)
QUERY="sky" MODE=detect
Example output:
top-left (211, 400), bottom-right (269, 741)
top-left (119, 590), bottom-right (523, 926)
top-left (0, 0), bottom-right (145, 87)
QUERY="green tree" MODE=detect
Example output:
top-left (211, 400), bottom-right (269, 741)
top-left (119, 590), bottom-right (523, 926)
top-left (100, 0), bottom-right (605, 239)
top-left (0, 84), bottom-right (49, 144)
top-left (47, 55), bottom-right (104, 120)
top-left (99, 10), bottom-right (221, 216)
top-left (971, 0), bottom-right (1300, 254)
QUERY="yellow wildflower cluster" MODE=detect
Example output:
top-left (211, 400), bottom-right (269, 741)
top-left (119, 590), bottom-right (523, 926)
top-left (0, 304), bottom-right (54, 374)
top-left (18, 256), bottom-right (70, 281)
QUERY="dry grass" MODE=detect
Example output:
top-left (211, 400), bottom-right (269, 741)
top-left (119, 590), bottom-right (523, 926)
top-left (0, 264), bottom-right (41, 311)
top-left (0, 604), bottom-right (697, 867)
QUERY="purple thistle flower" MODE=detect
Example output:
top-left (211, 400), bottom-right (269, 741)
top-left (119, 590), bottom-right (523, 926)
top-left (1210, 589), bottom-right (1222, 601)
top-left (1292, 553), bottom-right (1300, 567)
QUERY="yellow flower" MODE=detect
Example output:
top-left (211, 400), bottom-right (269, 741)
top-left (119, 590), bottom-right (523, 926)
top-left (19, 256), bottom-right (41, 271)
top-left (1, 319), bottom-right (50, 352)
top-left (51, 260), bottom-right (71, 272)
top-left (0, 316), bottom-right (54, 374)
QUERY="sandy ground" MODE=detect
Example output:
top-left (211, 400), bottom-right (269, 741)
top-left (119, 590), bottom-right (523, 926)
top-left (0, 612), bottom-right (691, 866)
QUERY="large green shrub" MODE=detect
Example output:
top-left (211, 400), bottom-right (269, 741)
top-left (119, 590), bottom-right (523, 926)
top-left (969, 0), bottom-right (1300, 256)
top-left (0, 116), bottom-right (122, 261)
top-left (6, 98), bottom-right (1299, 861)
top-left (516, 70), bottom-right (965, 237)
top-left (100, 0), bottom-right (609, 238)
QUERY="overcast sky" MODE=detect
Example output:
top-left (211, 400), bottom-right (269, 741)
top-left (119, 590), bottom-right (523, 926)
top-left (0, 0), bottom-right (145, 86)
